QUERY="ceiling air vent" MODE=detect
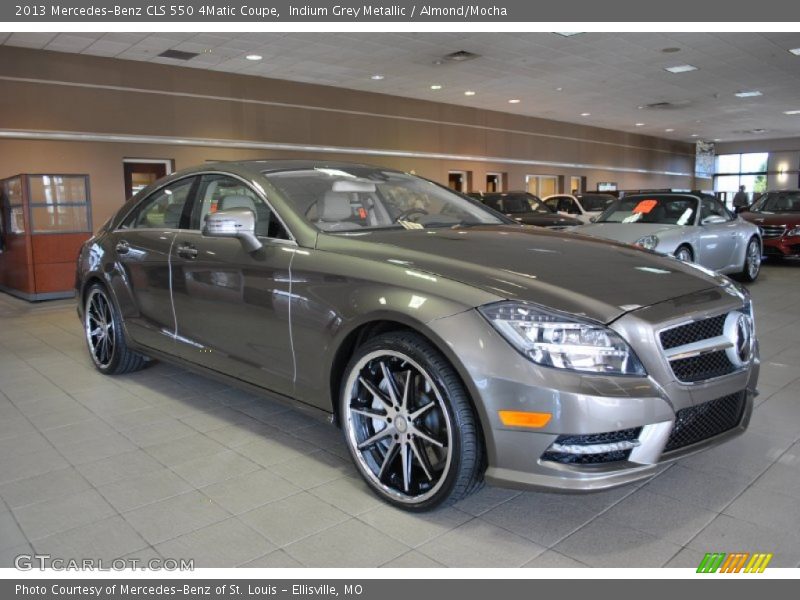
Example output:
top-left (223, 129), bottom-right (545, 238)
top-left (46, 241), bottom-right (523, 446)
top-left (641, 100), bottom-right (691, 110)
top-left (158, 49), bottom-right (199, 61)
top-left (442, 50), bottom-right (481, 62)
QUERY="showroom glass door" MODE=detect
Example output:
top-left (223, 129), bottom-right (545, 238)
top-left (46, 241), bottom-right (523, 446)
top-left (525, 175), bottom-right (558, 197)
top-left (168, 174), bottom-right (296, 397)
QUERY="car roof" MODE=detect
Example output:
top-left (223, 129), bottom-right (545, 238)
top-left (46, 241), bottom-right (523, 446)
top-left (199, 159), bottom-right (405, 175)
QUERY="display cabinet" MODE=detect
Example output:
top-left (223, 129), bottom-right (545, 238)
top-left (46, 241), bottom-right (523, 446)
top-left (0, 174), bottom-right (92, 300)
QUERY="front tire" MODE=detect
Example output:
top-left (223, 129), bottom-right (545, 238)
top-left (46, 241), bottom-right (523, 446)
top-left (674, 245), bottom-right (694, 262)
top-left (340, 331), bottom-right (483, 511)
top-left (84, 284), bottom-right (147, 374)
top-left (739, 237), bottom-right (762, 282)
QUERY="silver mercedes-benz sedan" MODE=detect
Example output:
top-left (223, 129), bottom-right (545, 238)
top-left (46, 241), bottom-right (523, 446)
top-left (76, 161), bottom-right (759, 511)
top-left (573, 192), bottom-right (763, 281)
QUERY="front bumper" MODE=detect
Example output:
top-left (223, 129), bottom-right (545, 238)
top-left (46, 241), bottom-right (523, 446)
top-left (763, 237), bottom-right (800, 256)
top-left (428, 291), bottom-right (759, 492)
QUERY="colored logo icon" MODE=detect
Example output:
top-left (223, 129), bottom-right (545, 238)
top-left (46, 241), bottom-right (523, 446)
top-left (697, 552), bottom-right (773, 573)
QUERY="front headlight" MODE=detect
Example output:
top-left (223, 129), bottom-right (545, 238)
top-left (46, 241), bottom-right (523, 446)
top-left (634, 234), bottom-right (659, 250)
top-left (478, 301), bottom-right (646, 376)
top-left (786, 226), bottom-right (800, 237)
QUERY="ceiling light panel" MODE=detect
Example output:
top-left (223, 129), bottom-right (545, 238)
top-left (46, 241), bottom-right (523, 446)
top-left (664, 64), bottom-right (698, 73)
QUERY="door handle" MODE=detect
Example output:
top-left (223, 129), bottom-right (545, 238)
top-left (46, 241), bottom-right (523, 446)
top-left (115, 240), bottom-right (130, 254)
top-left (177, 245), bottom-right (198, 259)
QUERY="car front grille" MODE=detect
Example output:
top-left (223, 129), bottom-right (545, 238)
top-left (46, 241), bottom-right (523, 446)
top-left (659, 311), bottom-right (748, 383)
top-left (670, 350), bottom-right (737, 383)
top-left (660, 314), bottom-right (726, 350)
top-left (759, 225), bottom-right (786, 239)
top-left (664, 391), bottom-right (746, 453)
top-left (541, 427), bottom-right (642, 465)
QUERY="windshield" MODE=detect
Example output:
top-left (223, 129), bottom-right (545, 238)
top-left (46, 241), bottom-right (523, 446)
top-left (751, 191), bottom-right (800, 212)
top-left (265, 167), bottom-right (504, 232)
top-left (598, 195), bottom-right (698, 225)
top-left (578, 194), bottom-right (615, 212)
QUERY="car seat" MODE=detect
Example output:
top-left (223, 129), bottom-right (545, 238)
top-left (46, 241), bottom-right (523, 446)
top-left (316, 191), bottom-right (361, 231)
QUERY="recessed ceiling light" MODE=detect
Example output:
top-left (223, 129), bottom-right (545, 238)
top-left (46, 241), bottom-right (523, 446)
top-left (580, 112), bottom-right (591, 117)
top-left (430, 84), bottom-right (442, 90)
top-left (464, 90), bottom-right (476, 96)
top-left (555, 87), bottom-right (563, 92)
top-left (664, 64), bottom-right (698, 74)
top-left (245, 54), bottom-right (262, 61)
top-left (691, 134), bottom-right (699, 137)
top-left (554, 32), bottom-right (583, 37)
top-left (665, 128), bottom-right (675, 132)
top-left (784, 109), bottom-right (800, 115)
top-left (370, 74), bottom-right (385, 80)
top-left (661, 47), bottom-right (681, 53)
top-left (508, 99), bottom-right (521, 104)
top-left (735, 90), bottom-right (762, 98)
top-left (789, 48), bottom-right (800, 56)
top-left (713, 138), bottom-right (722, 142)
top-left (635, 123), bottom-right (645, 127)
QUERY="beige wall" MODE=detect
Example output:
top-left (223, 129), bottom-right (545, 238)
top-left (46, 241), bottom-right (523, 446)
top-left (0, 46), bottom-right (698, 230)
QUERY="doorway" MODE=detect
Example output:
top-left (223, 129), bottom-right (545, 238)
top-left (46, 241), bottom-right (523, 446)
top-left (485, 172), bottom-right (505, 193)
top-left (448, 171), bottom-right (471, 193)
top-left (569, 176), bottom-right (584, 195)
top-left (526, 175), bottom-right (558, 197)
top-left (123, 159), bottom-right (174, 200)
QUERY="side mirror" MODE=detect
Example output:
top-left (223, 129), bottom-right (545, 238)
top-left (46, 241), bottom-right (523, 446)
top-left (701, 215), bottom-right (727, 225)
top-left (203, 208), bottom-right (262, 252)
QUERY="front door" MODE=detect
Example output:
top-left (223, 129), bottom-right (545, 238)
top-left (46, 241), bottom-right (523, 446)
top-left (123, 160), bottom-right (171, 200)
top-left (168, 173), bottom-right (296, 397)
top-left (111, 175), bottom-right (196, 350)
top-left (697, 197), bottom-right (738, 270)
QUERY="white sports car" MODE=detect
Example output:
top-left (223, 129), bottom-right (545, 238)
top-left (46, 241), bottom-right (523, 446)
top-left (544, 193), bottom-right (616, 223)
top-left (572, 193), bottom-right (763, 281)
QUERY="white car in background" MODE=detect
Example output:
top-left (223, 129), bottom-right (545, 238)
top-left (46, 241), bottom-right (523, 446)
top-left (544, 193), bottom-right (617, 223)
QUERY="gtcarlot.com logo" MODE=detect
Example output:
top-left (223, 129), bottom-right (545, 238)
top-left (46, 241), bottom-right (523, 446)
top-left (697, 552), bottom-right (773, 573)
top-left (14, 554), bottom-right (194, 571)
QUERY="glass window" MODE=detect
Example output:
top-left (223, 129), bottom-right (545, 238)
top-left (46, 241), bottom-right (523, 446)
top-left (700, 198), bottom-right (732, 221)
top-left (715, 154), bottom-right (741, 174)
top-left (599, 195), bottom-right (698, 225)
top-left (740, 153), bottom-right (769, 174)
top-left (123, 177), bottom-right (195, 230)
top-left (192, 174), bottom-right (288, 239)
top-left (31, 205), bottom-right (90, 232)
top-left (28, 175), bottom-right (88, 204)
top-left (267, 167), bottom-right (502, 232)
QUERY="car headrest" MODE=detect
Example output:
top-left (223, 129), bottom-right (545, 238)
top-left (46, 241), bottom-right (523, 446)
top-left (319, 191), bottom-right (352, 221)
top-left (163, 203), bottom-right (184, 228)
top-left (219, 195), bottom-right (256, 212)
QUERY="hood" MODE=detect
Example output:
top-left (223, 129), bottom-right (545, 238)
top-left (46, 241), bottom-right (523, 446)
top-left (572, 222), bottom-right (682, 245)
top-left (508, 212), bottom-right (582, 227)
top-left (316, 225), bottom-right (724, 323)
top-left (741, 211), bottom-right (800, 226)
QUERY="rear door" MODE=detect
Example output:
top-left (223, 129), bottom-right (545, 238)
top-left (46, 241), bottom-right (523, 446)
top-left (111, 176), bottom-right (197, 350)
top-left (168, 173), bottom-right (296, 396)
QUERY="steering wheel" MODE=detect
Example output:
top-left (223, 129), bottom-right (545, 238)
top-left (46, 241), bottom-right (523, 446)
top-left (395, 208), bottom-right (429, 222)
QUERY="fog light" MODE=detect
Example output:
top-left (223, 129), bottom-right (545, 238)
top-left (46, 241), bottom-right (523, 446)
top-left (498, 410), bottom-right (552, 428)
top-left (550, 440), bottom-right (640, 454)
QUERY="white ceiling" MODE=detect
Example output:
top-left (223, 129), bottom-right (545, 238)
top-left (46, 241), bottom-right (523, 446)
top-left (3, 31), bottom-right (800, 143)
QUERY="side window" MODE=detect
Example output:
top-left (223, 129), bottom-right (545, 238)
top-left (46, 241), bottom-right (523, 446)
top-left (192, 174), bottom-right (289, 240)
top-left (701, 197), bottom-right (731, 221)
top-left (482, 196), bottom-right (502, 212)
top-left (122, 177), bottom-right (195, 229)
top-left (544, 198), bottom-right (558, 211)
top-left (567, 199), bottom-right (581, 214)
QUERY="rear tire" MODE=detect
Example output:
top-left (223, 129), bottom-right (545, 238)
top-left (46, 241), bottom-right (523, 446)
top-left (340, 331), bottom-right (483, 511)
top-left (83, 283), bottom-right (147, 374)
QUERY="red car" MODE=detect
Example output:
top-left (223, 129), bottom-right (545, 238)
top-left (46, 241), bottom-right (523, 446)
top-left (741, 190), bottom-right (800, 257)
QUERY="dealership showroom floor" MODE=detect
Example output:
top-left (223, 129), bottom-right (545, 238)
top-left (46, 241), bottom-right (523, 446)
top-left (0, 262), bottom-right (799, 569)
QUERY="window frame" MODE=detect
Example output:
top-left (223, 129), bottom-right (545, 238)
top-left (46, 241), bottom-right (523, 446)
top-left (118, 174), bottom-right (199, 231)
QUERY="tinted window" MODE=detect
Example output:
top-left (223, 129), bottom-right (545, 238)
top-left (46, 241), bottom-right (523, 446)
top-left (578, 194), bottom-right (615, 212)
top-left (122, 177), bottom-right (195, 229)
top-left (752, 191), bottom-right (800, 212)
top-left (700, 197), bottom-right (732, 221)
top-left (192, 174), bottom-right (289, 239)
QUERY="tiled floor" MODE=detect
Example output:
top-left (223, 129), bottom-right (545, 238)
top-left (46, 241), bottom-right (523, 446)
top-left (1, 262), bottom-right (799, 569)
